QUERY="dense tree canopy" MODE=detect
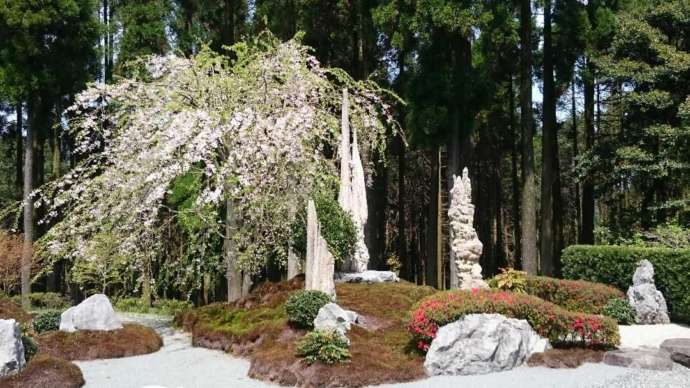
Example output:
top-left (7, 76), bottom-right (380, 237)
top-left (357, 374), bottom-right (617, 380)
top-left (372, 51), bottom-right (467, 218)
top-left (0, 0), bottom-right (687, 303)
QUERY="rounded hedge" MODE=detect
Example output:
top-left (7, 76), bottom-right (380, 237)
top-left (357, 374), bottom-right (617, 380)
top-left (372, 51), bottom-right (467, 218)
top-left (285, 290), bottom-right (331, 329)
top-left (296, 329), bottom-right (351, 365)
top-left (562, 245), bottom-right (690, 323)
top-left (522, 276), bottom-right (624, 314)
top-left (33, 310), bottom-right (62, 333)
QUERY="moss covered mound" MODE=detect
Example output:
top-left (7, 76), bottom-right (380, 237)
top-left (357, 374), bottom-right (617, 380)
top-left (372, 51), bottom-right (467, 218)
top-left (0, 355), bottom-right (85, 388)
top-left (177, 278), bottom-right (436, 387)
top-left (37, 323), bottom-right (163, 361)
top-left (0, 297), bottom-right (33, 323)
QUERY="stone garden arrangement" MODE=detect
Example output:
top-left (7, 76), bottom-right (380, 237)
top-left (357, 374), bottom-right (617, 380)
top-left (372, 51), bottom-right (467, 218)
top-left (1, 34), bottom-right (689, 388)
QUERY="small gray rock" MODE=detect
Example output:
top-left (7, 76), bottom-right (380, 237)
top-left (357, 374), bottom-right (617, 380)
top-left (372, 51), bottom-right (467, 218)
top-left (0, 319), bottom-right (26, 377)
top-left (336, 270), bottom-right (399, 284)
top-left (603, 348), bottom-right (674, 371)
top-left (660, 338), bottom-right (690, 368)
top-left (313, 302), bottom-right (358, 339)
top-left (60, 294), bottom-right (123, 332)
top-left (424, 313), bottom-right (551, 376)
top-left (627, 260), bottom-right (670, 324)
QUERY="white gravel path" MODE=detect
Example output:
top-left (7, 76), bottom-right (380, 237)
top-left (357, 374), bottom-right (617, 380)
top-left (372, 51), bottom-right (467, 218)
top-left (75, 313), bottom-right (277, 388)
top-left (74, 313), bottom-right (690, 388)
top-left (620, 323), bottom-right (690, 348)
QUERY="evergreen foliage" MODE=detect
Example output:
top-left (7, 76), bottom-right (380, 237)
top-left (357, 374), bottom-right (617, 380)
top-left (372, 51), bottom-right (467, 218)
top-left (562, 245), bottom-right (690, 323)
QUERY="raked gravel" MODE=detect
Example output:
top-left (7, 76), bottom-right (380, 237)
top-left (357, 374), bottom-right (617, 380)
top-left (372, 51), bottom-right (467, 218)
top-left (74, 313), bottom-right (690, 388)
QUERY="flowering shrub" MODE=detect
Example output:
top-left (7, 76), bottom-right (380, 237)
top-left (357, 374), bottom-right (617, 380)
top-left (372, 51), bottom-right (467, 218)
top-left (408, 289), bottom-right (620, 352)
top-left (523, 276), bottom-right (624, 314)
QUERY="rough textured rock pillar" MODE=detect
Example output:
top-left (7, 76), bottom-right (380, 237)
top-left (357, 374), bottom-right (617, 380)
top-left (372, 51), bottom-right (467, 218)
top-left (287, 248), bottom-right (300, 280)
top-left (338, 88), bottom-right (370, 272)
top-left (305, 200), bottom-right (336, 299)
top-left (448, 168), bottom-right (488, 289)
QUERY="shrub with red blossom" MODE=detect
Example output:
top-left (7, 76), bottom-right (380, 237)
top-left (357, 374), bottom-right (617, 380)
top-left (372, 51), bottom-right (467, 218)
top-left (408, 289), bottom-right (620, 352)
top-left (523, 276), bottom-right (624, 314)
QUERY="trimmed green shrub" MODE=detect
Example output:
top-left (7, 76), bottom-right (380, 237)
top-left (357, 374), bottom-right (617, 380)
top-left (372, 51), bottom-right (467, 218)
top-left (488, 272), bottom-right (624, 314)
top-left (603, 298), bottom-right (637, 325)
top-left (11, 293), bottom-right (69, 310)
top-left (562, 245), bottom-right (690, 322)
top-left (33, 310), bottom-right (62, 333)
top-left (409, 289), bottom-right (620, 352)
top-left (523, 276), bottom-right (624, 314)
top-left (291, 193), bottom-right (356, 263)
top-left (296, 330), bottom-right (351, 365)
top-left (285, 290), bottom-right (331, 328)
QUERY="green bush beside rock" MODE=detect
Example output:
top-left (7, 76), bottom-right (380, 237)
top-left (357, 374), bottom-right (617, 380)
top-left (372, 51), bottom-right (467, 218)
top-left (562, 245), bottom-right (690, 323)
top-left (296, 329), bottom-right (351, 365)
top-left (285, 290), bottom-right (331, 329)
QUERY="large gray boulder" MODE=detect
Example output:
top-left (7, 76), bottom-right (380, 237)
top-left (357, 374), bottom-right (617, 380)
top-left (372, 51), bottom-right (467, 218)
top-left (335, 270), bottom-right (399, 284)
top-left (661, 338), bottom-right (690, 368)
top-left (424, 313), bottom-right (550, 376)
top-left (626, 260), bottom-right (670, 324)
top-left (314, 303), bottom-right (358, 344)
top-left (60, 294), bottom-right (123, 332)
top-left (0, 319), bottom-right (26, 377)
top-left (603, 348), bottom-right (674, 371)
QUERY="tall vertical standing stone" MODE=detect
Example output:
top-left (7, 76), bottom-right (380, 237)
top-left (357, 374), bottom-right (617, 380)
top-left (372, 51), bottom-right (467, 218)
top-left (448, 168), bottom-right (487, 290)
top-left (338, 88), bottom-right (370, 272)
top-left (305, 200), bottom-right (336, 299)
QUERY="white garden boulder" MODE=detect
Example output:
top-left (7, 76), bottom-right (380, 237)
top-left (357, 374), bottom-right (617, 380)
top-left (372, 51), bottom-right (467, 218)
top-left (335, 270), bottom-right (399, 284)
top-left (626, 260), bottom-right (670, 324)
top-left (314, 303), bottom-right (358, 336)
top-left (0, 319), bottom-right (26, 377)
top-left (60, 294), bottom-right (123, 332)
top-left (424, 313), bottom-right (550, 376)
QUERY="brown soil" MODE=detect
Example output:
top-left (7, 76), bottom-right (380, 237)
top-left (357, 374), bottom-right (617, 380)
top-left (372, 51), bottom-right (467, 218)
top-left (177, 278), bottom-right (436, 387)
top-left (527, 348), bottom-right (606, 368)
top-left (37, 323), bottom-right (163, 361)
top-left (0, 355), bottom-right (85, 388)
top-left (0, 297), bottom-right (33, 324)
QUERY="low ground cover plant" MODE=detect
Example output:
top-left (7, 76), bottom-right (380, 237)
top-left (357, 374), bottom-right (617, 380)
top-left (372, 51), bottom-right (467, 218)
top-left (115, 297), bottom-right (192, 316)
top-left (602, 298), bottom-right (637, 325)
top-left (285, 290), bottom-right (331, 329)
top-left (296, 329), bottom-right (351, 365)
top-left (33, 310), bottom-right (63, 333)
top-left (562, 245), bottom-right (690, 322)
top-left (409, 289), bottom-right (620, 352)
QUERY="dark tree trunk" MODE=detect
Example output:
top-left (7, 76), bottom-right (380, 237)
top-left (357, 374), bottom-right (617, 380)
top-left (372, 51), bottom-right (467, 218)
top-left (509, 76), bottom-right (521, 267)
top-left (581, 59), bottom-right (595, 244)
top-left (540, 0), bottom-right (561, 276)
top-left (571, 80), bottom-right (580, 241)
top-left (520, 0), bottom-right (538, 274)
top-left (426, 147), bottom-right (440, 288)
top-left (15, 103), bottom-right (22, 198)
top-left (21, 99), bottom-right (37, 309)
